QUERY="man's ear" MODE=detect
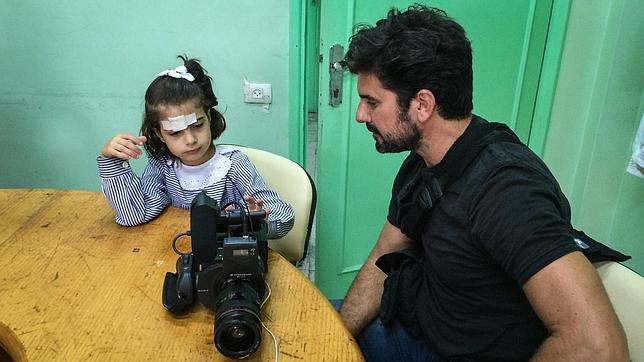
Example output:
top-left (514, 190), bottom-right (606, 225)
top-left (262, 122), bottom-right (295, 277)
top-left (412, 89), bottom-right (436, 123)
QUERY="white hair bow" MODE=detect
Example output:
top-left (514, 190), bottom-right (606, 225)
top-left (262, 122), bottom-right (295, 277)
top-left (156, 65), bottom-right (195, 82)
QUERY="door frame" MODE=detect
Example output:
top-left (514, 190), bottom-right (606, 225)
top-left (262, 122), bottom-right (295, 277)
top-left (528, 0), bottom-right (571, 155)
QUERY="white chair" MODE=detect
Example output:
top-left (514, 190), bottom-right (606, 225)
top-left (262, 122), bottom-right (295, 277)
top-left (221, 144), bottom-right (316, 263)
top-left (595, 261), bottom-right (644, 359)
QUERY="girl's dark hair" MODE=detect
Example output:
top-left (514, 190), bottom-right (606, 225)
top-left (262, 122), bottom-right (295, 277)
top-left (141, 55), bottom-right (226, 157)
top-left (344, 4), bottom-right (473, 119)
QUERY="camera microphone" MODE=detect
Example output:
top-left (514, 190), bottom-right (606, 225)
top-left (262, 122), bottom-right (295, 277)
top-left (190, 192), bottom-right (219, 264)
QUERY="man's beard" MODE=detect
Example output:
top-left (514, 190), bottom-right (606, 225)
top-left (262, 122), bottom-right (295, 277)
top-left (367, 108), bottom-right (421, 153)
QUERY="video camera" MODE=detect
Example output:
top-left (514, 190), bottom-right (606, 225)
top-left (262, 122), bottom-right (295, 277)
top-left (162, 191), bottom-right (269, 359)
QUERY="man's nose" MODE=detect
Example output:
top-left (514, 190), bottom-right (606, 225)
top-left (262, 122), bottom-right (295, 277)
top-left (356, 102), bottom-right (369, 124)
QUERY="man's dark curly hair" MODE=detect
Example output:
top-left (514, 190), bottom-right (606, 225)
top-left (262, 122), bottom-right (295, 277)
top-left (345, 4), bottom-right (473, 120)
top-left (141, 55), bottom-right (226, 158)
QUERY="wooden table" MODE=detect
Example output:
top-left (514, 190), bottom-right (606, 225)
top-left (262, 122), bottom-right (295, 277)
top-left (0, 189), bottom-right (363, 361)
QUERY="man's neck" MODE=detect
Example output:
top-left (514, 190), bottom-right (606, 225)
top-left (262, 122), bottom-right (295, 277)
top-left (416, 114), bottom-right (472, 167)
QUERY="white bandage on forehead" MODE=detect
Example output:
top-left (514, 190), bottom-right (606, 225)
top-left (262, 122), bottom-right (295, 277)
top-left (160, 112), bottom-right (198, 132)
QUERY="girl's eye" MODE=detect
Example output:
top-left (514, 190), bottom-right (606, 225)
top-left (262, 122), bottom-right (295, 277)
top-left (192, 122), bottom-right (204, 129)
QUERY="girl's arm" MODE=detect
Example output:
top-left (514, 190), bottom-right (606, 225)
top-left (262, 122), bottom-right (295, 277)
top-left (229, 152), bottom-right (295, 239)
top-left (97, 156), bottom-right (171, 226)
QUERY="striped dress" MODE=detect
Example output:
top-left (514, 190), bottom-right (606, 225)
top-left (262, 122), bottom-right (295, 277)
top-left (97, 145), bottom-right (294, 239)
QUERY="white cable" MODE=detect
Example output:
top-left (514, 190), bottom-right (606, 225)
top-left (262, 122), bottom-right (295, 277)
top-left (261, 279), bottom-right (278, 361)
top-left (261, 278), bottom-right (272, 307)
top-left (261, 320), bottom-right (279, 362)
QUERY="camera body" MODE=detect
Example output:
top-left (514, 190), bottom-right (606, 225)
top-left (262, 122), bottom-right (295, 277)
top-left (162, 191), bottom-right (268, 359)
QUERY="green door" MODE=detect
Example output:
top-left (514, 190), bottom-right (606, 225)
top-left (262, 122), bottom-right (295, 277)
top-left (315, 0), bottom-right (562, 298)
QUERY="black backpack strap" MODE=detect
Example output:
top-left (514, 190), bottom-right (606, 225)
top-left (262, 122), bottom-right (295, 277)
top-left (395, 119), bottom-right (522, 241)
top-left (433, 120), bottom-right (521, 199)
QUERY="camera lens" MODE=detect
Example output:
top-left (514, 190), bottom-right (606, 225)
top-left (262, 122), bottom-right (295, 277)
top-left (214, 280), bottom-right (262, 359)
top-left (216, 317), bottom-right (261, 358)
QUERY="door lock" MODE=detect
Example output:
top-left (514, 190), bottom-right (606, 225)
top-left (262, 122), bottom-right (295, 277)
top-left (329, 44), bottom-right (347, 107)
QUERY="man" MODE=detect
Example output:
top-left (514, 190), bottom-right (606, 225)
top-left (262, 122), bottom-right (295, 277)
top-left (338, 5), bottom-right (629, 361)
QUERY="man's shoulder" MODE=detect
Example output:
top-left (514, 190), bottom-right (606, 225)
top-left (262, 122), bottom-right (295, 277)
top-left (453, 140), bottom-right (563, 209)
top-left (470, 141), bottom-right (552, 180)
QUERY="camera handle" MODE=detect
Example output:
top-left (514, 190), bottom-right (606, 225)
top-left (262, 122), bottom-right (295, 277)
top-left (162, 253), bottom-right (197, 314)
top-left (162, 232), bottom-right (197, 314)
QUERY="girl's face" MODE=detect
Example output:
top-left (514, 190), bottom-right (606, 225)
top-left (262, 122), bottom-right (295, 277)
top-left (156, 102), bottom-right (214, 166)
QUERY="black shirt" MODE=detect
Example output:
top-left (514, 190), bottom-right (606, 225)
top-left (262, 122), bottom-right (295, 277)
top-left (387, 116), bottom-right (579, 360)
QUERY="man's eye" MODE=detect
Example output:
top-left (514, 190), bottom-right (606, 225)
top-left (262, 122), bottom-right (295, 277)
top-left (192, 122), bottom-right (204, 129)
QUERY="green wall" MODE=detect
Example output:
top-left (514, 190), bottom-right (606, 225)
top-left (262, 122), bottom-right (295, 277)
top-left (544, 0), bottom-right (644, 274)
top-left (0, 1), bottom-right (295, 191)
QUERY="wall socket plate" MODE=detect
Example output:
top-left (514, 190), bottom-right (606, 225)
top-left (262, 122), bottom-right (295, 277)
top-left (244, 80), bottom-right (272, 104)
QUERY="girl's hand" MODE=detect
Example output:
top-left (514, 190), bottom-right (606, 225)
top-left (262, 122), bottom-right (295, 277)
top-left (100, 134), bottom-right (147, 160)
top-left (244, 196), bottom-right (272, 217)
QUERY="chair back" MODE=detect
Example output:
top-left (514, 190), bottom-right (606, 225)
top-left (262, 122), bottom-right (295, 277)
top-left (222, 144), bottom-right (316, 263)
top-left (595, 261), bottom-right (644, 359)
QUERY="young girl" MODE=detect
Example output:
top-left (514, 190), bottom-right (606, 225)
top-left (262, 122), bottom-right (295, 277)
top-left (97, 55), bottom-right (294, 239)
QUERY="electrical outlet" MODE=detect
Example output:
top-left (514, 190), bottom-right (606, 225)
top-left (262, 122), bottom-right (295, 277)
top-left (244, 81), bottom-right (272, 104)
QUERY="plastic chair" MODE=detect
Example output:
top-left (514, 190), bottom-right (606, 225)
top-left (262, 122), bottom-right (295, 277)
top-left (595, 261), bottom-right (644, 359)
top-left (221, 144), bottom-right (316, 263)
